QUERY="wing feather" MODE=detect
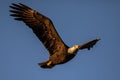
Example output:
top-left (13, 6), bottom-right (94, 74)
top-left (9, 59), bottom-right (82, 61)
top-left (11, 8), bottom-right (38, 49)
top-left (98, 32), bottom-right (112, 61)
top-left (10, 3), bottom-right (68, 55)
top-left (79, 38), bottom-right (100, 50)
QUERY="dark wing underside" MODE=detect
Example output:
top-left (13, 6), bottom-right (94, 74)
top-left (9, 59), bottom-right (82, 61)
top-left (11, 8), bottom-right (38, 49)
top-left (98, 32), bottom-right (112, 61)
top-left (10, 3), bottom-right (68, 55)
top-left (79, 38), bottom-right (100, 50)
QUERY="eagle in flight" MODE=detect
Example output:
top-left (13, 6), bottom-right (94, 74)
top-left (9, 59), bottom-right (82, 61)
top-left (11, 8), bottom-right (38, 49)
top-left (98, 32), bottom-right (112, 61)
top-left (10, 3), bottom-right (100, 69)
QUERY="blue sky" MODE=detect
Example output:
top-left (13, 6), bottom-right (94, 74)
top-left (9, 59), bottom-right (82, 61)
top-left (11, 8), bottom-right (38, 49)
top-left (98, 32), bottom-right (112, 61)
top-left (1, 0), bottom-right (120, 80)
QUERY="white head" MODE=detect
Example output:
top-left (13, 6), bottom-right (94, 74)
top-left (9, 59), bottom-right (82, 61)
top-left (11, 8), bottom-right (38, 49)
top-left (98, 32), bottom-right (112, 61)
top-left (68, 45), bottom-right (79, 54)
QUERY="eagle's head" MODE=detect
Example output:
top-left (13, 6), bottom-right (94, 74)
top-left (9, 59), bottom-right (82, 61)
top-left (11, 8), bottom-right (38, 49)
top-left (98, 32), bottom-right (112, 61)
top-left (68, 45), bottom-right (79, 54)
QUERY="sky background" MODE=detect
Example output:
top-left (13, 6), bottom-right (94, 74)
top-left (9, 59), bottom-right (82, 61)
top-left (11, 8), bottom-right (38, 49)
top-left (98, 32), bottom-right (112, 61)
top-left (1, 0), bottom-right (120, 80)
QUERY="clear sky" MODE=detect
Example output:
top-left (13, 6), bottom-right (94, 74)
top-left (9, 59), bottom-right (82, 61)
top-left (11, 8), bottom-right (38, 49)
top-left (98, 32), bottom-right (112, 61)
top-left (1, 0), bottom-right (120, 80)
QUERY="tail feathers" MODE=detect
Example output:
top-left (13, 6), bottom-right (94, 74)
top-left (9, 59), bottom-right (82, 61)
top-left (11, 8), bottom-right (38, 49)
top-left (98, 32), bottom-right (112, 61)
top-left (38, 61), bottom-right (54, 69)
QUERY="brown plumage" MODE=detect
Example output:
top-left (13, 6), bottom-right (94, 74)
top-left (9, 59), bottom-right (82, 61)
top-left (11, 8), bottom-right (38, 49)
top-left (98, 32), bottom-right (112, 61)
top-left (10, 3), bottom-right (100, 69)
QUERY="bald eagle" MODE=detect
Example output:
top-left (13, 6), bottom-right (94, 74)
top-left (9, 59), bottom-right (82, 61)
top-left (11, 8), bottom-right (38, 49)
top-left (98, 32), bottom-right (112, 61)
top-left (10, 3), bottom-right (100, 68)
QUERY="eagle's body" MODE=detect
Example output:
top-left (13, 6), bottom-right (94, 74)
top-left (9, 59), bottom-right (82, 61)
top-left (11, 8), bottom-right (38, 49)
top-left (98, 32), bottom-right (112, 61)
top-left (10, 3), bottom-right (100, 68)
top-left (41, 45), bottom-right (79, 68)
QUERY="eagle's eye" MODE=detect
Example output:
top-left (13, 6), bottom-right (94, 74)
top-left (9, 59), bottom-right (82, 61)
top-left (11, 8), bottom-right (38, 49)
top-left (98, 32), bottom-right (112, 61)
top-left (74, 45), bottom-right (79, 49)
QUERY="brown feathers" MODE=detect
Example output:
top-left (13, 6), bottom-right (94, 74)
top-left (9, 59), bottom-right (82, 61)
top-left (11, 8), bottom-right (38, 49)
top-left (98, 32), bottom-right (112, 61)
top-left (10, 3), bottom-right (68, 56)
top-left (10, 3), bottom-right (100, 68)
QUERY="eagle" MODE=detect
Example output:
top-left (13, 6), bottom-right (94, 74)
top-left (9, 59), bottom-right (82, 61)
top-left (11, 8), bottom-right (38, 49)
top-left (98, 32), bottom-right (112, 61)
top-left (9, 3), bottom-right (100, 69)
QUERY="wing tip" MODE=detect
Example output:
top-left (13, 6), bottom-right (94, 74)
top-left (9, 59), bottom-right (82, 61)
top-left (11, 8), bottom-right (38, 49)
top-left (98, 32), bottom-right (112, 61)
top-left (78, 37), bottom-right (101, 50)
top-left (96, 37), bottom-right (101, 41)
top-left (9, 3), bottom-right (32, 10)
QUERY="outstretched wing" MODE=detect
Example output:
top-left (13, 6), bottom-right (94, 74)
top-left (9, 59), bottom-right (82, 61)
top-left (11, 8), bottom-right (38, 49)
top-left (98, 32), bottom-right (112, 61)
top-left (79, 38), bottom-right (100, 50)
top-left (10, 3), bottom-right (68, 55)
